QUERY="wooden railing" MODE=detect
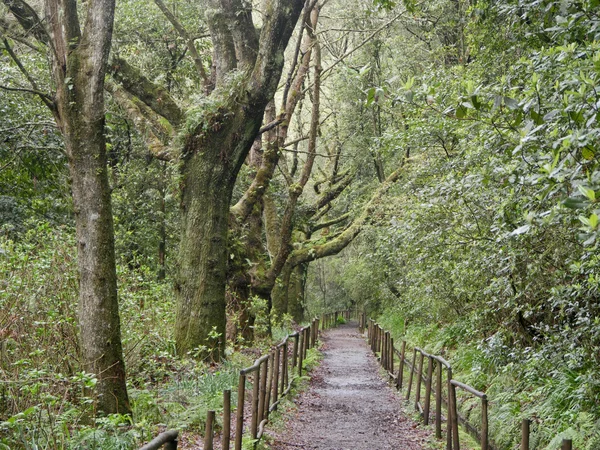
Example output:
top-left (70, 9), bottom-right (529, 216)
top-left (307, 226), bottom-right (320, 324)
top-left (139, 310), bottom-right (351, 450)
top-left (364, 317), bottom-right (575, 450)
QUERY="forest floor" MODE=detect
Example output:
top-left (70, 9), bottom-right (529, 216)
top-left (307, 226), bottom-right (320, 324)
top-left (267, 322), bottom-right (432, 450)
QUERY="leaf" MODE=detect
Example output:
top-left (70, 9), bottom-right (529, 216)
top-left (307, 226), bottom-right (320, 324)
top-left (510, 224), bottom-right (530, 236)
top-left (530, 109), bottom-right (544, 125)
top-left (366, 87), bottom-right (376, 106)
top-left (581, 146), bottom-right (595, 160)
top-left (503, 96), bottom-right (519, 110)
top-left (579, 213), bottom-right (598, 229)
top-left (563, 198), bottom-right (587, 209)
top-left (456, 104), bottom-right (468, 119)
top-left (578, 185), bottom-right (596, 201)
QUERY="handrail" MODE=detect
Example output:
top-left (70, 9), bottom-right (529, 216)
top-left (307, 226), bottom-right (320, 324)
top-left (451, 379), bottom-right (486, 399)
top-left (138, 430), bottom-right (178, 450)
top-left (363, 317), bottom-right (572, 450)
top-left (139, 309), bottom-right (353, 450)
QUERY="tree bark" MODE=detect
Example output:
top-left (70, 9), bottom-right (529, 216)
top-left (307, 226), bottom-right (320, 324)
top-left (173, 0), bottom-right (304, 358)
top-left (2, 0), bottom-right (131, 415)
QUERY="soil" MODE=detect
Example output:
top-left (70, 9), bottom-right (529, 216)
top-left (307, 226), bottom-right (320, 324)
top-left (268, 322), bottom-right (432, 450)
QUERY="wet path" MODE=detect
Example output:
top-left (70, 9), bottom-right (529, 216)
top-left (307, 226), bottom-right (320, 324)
top-left (270, 323), bottom-right (431, 450)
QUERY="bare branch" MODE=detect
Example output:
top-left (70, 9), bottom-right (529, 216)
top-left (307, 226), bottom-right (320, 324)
top-left (2, 37), bottom-right (55, 111)
top-left (152, 0), bottom-right (211, 92)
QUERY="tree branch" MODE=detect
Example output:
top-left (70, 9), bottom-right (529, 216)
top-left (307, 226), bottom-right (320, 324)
top-left (311, 212), bottom-right (351, 232)
top-left (110, 57), bottom-right (183, 126)
top-left (152, 0), bottom-right (211, 92)
top-left (1, 0), bottom-right (49, 44)
top-left (288, 163), bottom-right (405, 267)
top-left (2, 37), bottom-right (55, 112)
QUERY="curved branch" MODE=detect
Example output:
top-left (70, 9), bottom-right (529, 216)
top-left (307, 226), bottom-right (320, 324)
top-left (288, 165), bottom-right (404, 267)
top-left (152, 0), bottom-right (211, 91)
top-left (2, 0), bottom-right (48, 44)
top-left (109, 57), bottom-right (183, 127)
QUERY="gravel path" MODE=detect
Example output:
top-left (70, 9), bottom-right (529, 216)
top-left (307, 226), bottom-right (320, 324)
top-left (269, 322), bottom-right (431, 450)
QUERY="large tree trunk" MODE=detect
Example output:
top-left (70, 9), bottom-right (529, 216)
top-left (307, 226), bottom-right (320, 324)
top-left (173, 0), bottom-right (304, 358)
top-left (175, 154), bottom-right (236, 359)
top-left (65, 111), bottom-right (130, 415)
top-left (1, 0), bottom-right (131, 415)
top-left (54, 1), bottom-right (130, 416)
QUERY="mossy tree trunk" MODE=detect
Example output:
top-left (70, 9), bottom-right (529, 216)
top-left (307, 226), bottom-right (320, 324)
top-left (4, 0), bottom-right (130, 415)
top-left (173, 0), bottom-right (304, 358)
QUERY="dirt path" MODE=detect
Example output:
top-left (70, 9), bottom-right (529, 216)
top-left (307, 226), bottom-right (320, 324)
top-left (269, 322), bottom-right (431, 450)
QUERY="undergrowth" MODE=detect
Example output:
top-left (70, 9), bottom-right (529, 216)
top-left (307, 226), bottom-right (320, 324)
top-left (0, 223), bottom-right (288, 449)
top-left (376, 311), bottom-right (600, 449)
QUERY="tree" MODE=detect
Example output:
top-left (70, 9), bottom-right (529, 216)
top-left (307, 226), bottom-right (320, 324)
top-left (2, 0), bottom-right (130, 414)
top-left (110, 0), bottom-right (305, 358)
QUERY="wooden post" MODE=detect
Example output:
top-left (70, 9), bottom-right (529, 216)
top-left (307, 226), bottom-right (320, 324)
top-left (435, 360), bottom-right (442, 439)
top-left (446, 367), bottom-right (452, 450)
top-left (424, 355), bottom-right (433, 425)
top-left (303, 327), bottom-right (309, 358)
top-left (292, 333), bottom-right (299, 369)
top-left (234, 372), bottom-right (245, 450)
top-left (282, 341), bottom-right (288, 394)
top-left (272, 346), bottom-right (281, 409)
top-left (222, 390), bottom-right (231, 450)
top-left (257, 358), bottom-right (268, 425)
top-left (298, 331), bottom-right (304, 377)
top-left (415, 351), bottom-right (424, 412)
top-left (521, 419), bottom-right (530, 450)
top-left (449, 369), bottom-right (459, 450)
top-left (406, 348), bottom-right (417, 401)
top-left (204, 410), bottom-right (215, 450)
top-left (250, 369), bottom-right (260, 439)
top-left (265, 352), bottom-right (274, 418)
top-left (481, 395), bottom-right (489, 450)
top-left (397, 340), bottom-right (406, 390)
top-left (389, 336), bottom-right (395, 378)
top-left (382, 331), bottom-right (387, 368)
top-left (562, 439), bottom-right (572, 450)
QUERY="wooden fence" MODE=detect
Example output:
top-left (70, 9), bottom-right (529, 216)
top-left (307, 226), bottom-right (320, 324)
top-left (363, 316), bottom-right (575, 450)
top-left (139, 310), bottom-right (351, 450)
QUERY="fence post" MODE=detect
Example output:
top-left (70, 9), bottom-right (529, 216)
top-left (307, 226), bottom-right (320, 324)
top-left (223, 390), bottom-right (231, 450)
top-left (382, 331), bottom-right (387, 368)
top-left (481, 395), bottom-right (489, 450)
top-left (204, 410), bottom-right (215, 450)
top-left (292, 333), bottom-right (299, 369)
top-left (251, 368), bottom-right (260, 439)
top-left (265, 353), bottom-right (274, 418)
top-left (446, 367), bottom-right (452, 450)
top-left (389, 336), bottom-right (394, 378)
top-left (281, 341), bottom-right (288, 395)
top-left (562, 440), bottom-right (572, 450)
top-left (406, 348), bottom-right (417, 401)
top-left (449, 371), bottom-right (459, 450)
top-left (435, 360), bottom-right (442, 439)
top-left (257, 358), bottom-right (268, 425)
top-left (397, 340), bottom-right (406, 390)
top-left (415, 351), bottom-right (424, 413)
top-left (424, 355), bottom-right (433, 425)
top-left (234, 372), bottom-right (246, 450)
top-left (304, 327), bottom-right (309, 357)
top-left (298, 330), bottom-right (304, 377)
top-left (521, 419), bottom-right (530, 450)
top-left (272, 346), bottom-right (280, 408)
